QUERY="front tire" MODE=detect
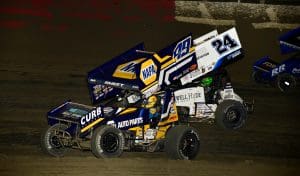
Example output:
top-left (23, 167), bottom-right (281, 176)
top-left (91, 125), bottom-right (125, 158)
top-left (276, 73), bottom-right (296, 93)
top-left (252, 71), bottom-right (263, 84)
top-left (41, 123), bottom-right (69, 157)
top-left (165, 125), bottom-right (200, 160)
top-left (215, 100), bottom-right (247, 130)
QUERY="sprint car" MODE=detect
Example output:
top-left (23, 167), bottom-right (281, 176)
top-left (252, 27), bottom-right (300, 92)
top-left (42, 27), bottom-right (252, 160)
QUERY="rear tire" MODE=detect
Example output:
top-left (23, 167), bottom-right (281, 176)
top-left (165, 125), bottom-right (200, 160)
top-left (276, 73), bottom-right (296, 93)
top-left (41, 123), bottom-right (69, 157)
top-left (215, 100), bottom-right (247, 130)
top-left (91, 125), bottom-right (125, 158)
top-left (252, 71), bottom-right (263, 84)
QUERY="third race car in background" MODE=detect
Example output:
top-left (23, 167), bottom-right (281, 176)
top-left (252, 27), bottom-right (300, 92)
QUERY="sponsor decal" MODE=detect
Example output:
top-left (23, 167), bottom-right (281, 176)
top-left (211, 34), bottom-right (238, 55)
top-left (196, 47), bottom-right (209, 60)
top-left (195, 103), bottom-right (215, 118)
top-left (174, 87), bottom-right (205, 113)
top-left (113, 58), bottom-right (145, 79)
top-left (189, 64), bottom-right (197, 71)
top-left (223, 88), bottom-right (234, 99)
top-left (180, 69), bottom-right (201, 85)
top-left (93, 84), bottom-right (113, 100)
top-left (80, 107), bottom-right (102, 126)
top-left (142, 65), bottom-right (156, 79)
top-left (107, 120), bottom-right (117, 128)
top-left (117, 117), bottom-right (143, 128)
top-left (292, 68), bottom-right (300, 74)
top-left (271, 64), bottom-right (285, 77)
top-left (103, 80), bottom-right (139, 90)
top-left (172, 73), bottom-right (182, 81)
top-left (140, 59), bottom-right (157, 85)
top-left (164, 55), bottom-right (194, 85)
top-left (263, 62), bottom-right (277, 69)
top-left (127, 94), bottom-right (141, 104)
top-left (173, 36), bottom-right (191, 60)
top-left (226, 49), bottom-right (241, 60)
top-left (175, 92), bottom-right (202, 104)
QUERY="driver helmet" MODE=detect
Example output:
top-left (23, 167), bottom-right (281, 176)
top-left (148, 95), bottom-right (158, 104)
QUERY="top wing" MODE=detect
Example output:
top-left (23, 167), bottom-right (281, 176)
top-left (87, 43), bottom-right (147, 104)
top-left (279, 27), bottom-right (300, 54)
top-left (87, 28), bottom-right (244, 104)
top-left (87, 34), bottom-right (194, 104)
top-left (181, 27), bottom-right (243, 85)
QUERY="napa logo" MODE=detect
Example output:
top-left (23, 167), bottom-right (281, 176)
top-left (140, 59), bottom-right (157, 85)
top-left (113, 58), bottom-right (145, 79)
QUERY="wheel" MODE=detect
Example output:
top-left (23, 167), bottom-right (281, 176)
top-left (276, 73), bottom-right (296, 93)
top-left (41, 123), bottom-right (69, 157)
top-left (91, 125), bottom-right (125, 158)
top-left (165, 125), bottom-right (200, 160)
top-left (215, 100), bottom-right (247, 130)
top-left (252, 70), bottom-right (263, 84)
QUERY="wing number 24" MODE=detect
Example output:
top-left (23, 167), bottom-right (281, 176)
top-left (211, 35), bottom-right (238, 55)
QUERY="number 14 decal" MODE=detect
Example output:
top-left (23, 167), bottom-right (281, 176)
top-left (211, 35), bottom-right (238, 55)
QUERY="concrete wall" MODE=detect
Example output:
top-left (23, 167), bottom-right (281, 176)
top-left (177, 0), bottom-right (300, 5)
top-left (175, 0), bottom-right (300, 29)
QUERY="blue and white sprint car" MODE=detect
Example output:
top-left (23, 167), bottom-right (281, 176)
top-left (252, 27), bottom-right (300, 92)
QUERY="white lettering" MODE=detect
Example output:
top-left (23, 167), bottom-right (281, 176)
top-left (271, 64), bottom-right (285, 77)
top-left (292, 68), bottom-right (300, 74)
top-left (96, 107), bottom-right (102, 116)
top-left (92, 111), bottom-right (96, 119)
top-left (117, 117), bottom-right (143, 128)
top-left (86, 114), bottom-right (91, 122)
top-left (80, 107), bottom-right (103, 126)
top-left (81, 118), bottom-right (85, 125)
top-left (175, 92), bottom-right (202, 103)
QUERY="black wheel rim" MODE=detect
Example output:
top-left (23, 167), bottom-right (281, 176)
top-left (44, 125), bottom-right (68, 156)
top-left (179, 131), bottom-right (199, 159)
top-left (101, 132), bottom-right (119, 153)
top-left (224, 108), bottom-right (241, 127)
top-left (50, 134), bottom-right (62, 148)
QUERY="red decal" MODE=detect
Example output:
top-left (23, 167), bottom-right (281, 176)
top-left (0, 7), bottom-right (52, 19)
top-left (0, 0), bottom-right (175, 31)
top-left (0, 20), bottom-right (27, 29)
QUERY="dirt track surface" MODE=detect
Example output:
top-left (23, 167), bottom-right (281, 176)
top-left (1, 5), bottom-right (300, 175)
